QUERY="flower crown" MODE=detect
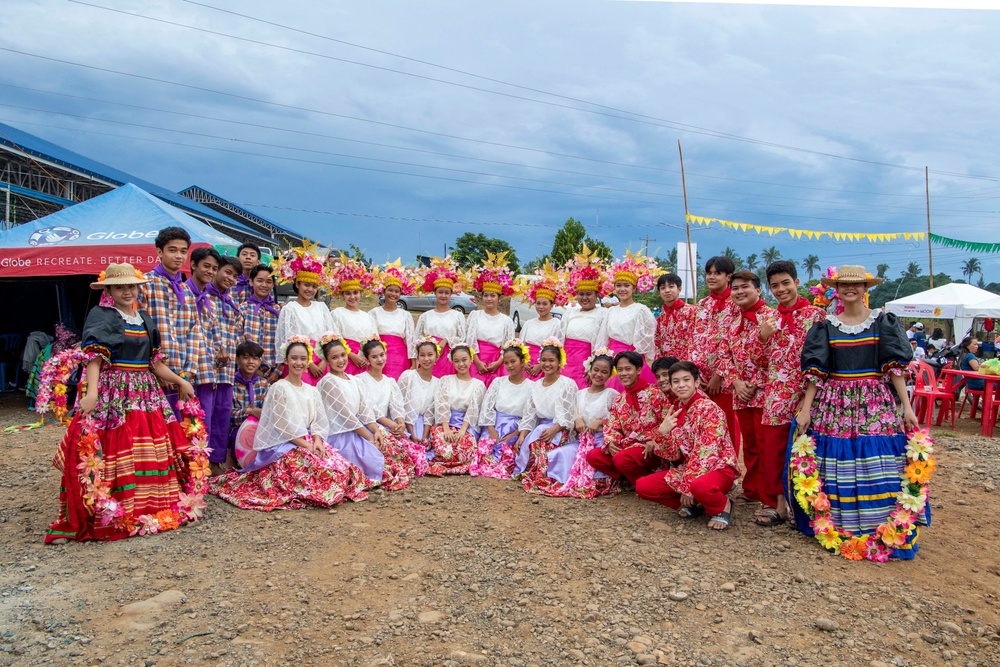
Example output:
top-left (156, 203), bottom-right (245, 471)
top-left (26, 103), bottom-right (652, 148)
top-left (502, 338), bottom-right (531, 364)
top-left (583, 347), bottom-right (616, 377)
top-left (359, 335), bottom-right (387, 355)
top-left (272, 239), bottom-right (327, 286)
top-left (539, 336), bottom-right (566, 368)
top-left (565, 243), bottom-right (609, 297)
top-left (451, 343), bottom-right (475, 362)
top-left (810, 266), bottom-right (869, 314)
top-left (327, 253), bottom-right (375, 295)
top-left (471, 251), bottom-right (515, 296)
top-left (415, 336), bottom-right (442, 357)
top-left (279, 334), bottom-right (315, 361)
top-left (610, 249), bottom-right (662, 292)
top-left (420, 256), bottom-right (463, 294)
top-left (372, 259), bottom-right (416, 295)
top-left (516, 260), bottom-right (568, 306)
top-left (318, 331), bottom-right (351, 354)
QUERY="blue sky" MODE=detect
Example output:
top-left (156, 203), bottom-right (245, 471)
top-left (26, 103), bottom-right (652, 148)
top-left (2, 0), bottom-right (998, 281)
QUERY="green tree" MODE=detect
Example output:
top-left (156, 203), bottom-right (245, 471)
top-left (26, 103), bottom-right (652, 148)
top-left (801, 254), bottom-right (820, 281)
top-left (549, 217), bottom-right (612, 265)
top-left (450, 232), bottom-right (520, 274)
top-left (722, 247), bottom-right (744, 271)
top-left (348, 243), bottom-right (369, 266)
top-left (902, 262), bottom-right (922, 280)
top-left (761, 246), bottom-right (781, 266)
top-left (876, 263), bottom-right (890, 279)
top-left (962, 257), bottom-right (982, 284)
top-left (745, 254), bottom-right (759, 272)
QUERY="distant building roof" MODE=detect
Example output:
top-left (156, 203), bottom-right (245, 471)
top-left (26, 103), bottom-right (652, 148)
top-left (0, 122), bottom-right (299, 248)
top-left (179, 185), bottom-right (303, 243)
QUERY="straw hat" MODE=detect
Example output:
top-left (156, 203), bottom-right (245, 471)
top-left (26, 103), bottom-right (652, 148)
top-left (90, 263), bottom-right (148, 289)
top-left (819, 264), bottom-right (882, 289)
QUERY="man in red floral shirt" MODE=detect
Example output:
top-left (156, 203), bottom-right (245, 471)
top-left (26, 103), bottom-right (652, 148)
top-left (691, 256), bottom-right (741, 453)
top-left (720, 271), bottom-right (776, 510)
top-left (654, 273), bottom-right (696, 362)
top-left (756, 261), bottom-right (826, 526)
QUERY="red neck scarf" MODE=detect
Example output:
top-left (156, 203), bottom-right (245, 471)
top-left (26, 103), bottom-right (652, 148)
top-left (623, 377), bottom-right (650, 411)
top-left (778, 296), bottom-right (810, 329)
top-left (675, 392), bottom-right (705, 428)
top-left (740, 299), bottom-right (767, 326)
top-left (709, 287), bottom-right (731, 312)
top-left (660, 299), bottom-right (685, 322)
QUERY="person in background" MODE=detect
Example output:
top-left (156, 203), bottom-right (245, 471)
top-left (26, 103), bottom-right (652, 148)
top-left (928, 328), bottom-right (948, 352)
top-left (959, 336), bottom-right (984, 391)
top-left (413, 258), bottom-right (467, 378)
top-left (231, 341), bottom-right (267, 451)
top-left (370, 260), bottom-right (418, 380)
top-left (691, 256), bottom-right (742, 454)
top-left (425, 344), bottom-right (486, 475)
top-left (139, 226), bottom-right (201, 415)
top-left (559, 245), bottom-right (609, 389)
top-left (912, 322), bottom-right (927, 350)
top-left (517, 274), bottom-right (564, 379)
top-left (240, 264), bottom-right (281, 382)
top-left (910, 339), bottom-right (926, 360)
top-left (273, 242), bottom-right (335, 386)
top-left (233, 242), bottom-right (261, 301)
top-left (328, 255), bottom-right (378, 376)
top-left (654, 273), bottom-right (696, 363)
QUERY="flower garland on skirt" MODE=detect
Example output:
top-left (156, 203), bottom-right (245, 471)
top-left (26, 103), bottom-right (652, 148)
top-left (789, 429), bottom-right (935, 561)
top-left (35, 348), bottom-right (89, 422)
top-left (75, 398), bottom-right (211, 536)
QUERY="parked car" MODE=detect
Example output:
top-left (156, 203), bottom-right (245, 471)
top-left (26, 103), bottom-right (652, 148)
top-left (380, 291), bottom-right (478, 314)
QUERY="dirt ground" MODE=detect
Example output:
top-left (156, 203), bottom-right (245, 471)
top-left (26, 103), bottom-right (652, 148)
top-left (1, 389), bottom-right (999, 667)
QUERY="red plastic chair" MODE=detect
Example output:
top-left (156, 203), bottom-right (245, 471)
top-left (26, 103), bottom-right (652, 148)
top-left (958, 385), bottom-right (985, 419)
top-left (912, 360), bottom-right (955, 429)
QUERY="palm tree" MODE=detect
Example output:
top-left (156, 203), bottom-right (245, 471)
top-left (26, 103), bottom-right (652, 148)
top-left (745, 254), bottom-right (759, 272)
top-left (876, 263), bottom-right (890, 279)
top-left (801, 254), bottom-right (820, 281)
top-left (962, 258), bottom-right (982, 284)
top-left (902, 262), bottom-right (921, 280)
top-left (723, 246), bottom-right (744, 271)
top-left (761, 246), bottom-right (781, 266)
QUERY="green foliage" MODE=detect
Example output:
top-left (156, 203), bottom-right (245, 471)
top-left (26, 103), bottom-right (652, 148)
top-left (451, 233), bottom-right (520, 274)
top-left (876, 263), bottom-right (890, 279)
top-left (549, 217), bottom-right (611, 266)
top-left (348, 243), bottom-right (369, 265)
top-left (761, 246), bottom-right (781, 266)
top-left (745, 254), bottom-right (759, 271)
top-left (801, 254), bottom-right (820, 281)
top-left (722, 247), bottom-right (744, 271)
top-left (868, 272), bottom-right (953, 308)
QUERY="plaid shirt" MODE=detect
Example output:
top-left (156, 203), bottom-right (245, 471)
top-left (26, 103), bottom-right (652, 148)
top-left (183, 282), bottom-right (218, 385)
top-left (240, 298), bottom-right (281, 372)
top-left (231, 371), bottom-right (268, 429)
top-left (206, 289), bottom-right (244, 385)
top-left (139, 268), bottom-right (201, 379)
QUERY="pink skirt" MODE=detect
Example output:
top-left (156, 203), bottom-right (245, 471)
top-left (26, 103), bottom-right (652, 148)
top-left (343, 338), bottom-right (364, 376)
top-left (381, 334), bottom-right (411, 380)
top-left (525, 343), bottom-right (542, 379)
top-left (562, 338), bottom-right (593, 389)
top-left (605, 338), bottom-right (655, 392)
top-left (468, 340), bottom-right (507, 389)
top-left (280, 350), bottom-right (327, 386)
top-left (432, 341), bottom-right (455, 378)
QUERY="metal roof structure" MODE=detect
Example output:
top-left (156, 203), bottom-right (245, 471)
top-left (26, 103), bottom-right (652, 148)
top-left (0, 122), bottom-right (300, 251)
top-left (179, 185), bottom-right (304, 248)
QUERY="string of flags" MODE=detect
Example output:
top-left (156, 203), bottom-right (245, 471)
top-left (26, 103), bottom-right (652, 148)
top-left (687, 214), bottom-right (1000, 253)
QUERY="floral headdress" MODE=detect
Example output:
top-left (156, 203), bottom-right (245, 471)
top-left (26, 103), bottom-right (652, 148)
top-left (810, 266), bottom-right (870, 314)
top-left (358, 335), bottom-right (387, 355)
top-left (502, 338), bottom-right (531, 364)
top-left (610, 249), bottom-right (662, 292)
top-left (516, 260), bottom-right (569, 307)
top-left (539, 336), bottom-right (566, 368)
top-left (471, 251), bottom-right (515, 296)
top-left (583, 347), bottom-right (616, 377)
top-left (90, 263), bottom-right (148, 290)
top-left (279, 334), bottom-right (315, 361)
top-left (565, 243), bottom-right (609, 297)
top-left (327, 252), bottom-right (375, 295)
top-left (420, 256), bottom-right (463, 294)
top-left (415, 336), bottom-right (442, 357)
top-left (372, 258), bottom-right (416, 295)
top-left (318, 331), bottom-right (351, 355)
top-left (450, 343), bottom-right (476, 362)
top-left (272, 239), bottom-right (327, 286)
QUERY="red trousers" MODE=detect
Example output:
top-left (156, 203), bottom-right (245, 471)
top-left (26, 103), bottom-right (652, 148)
top-left (736, 407), bottom-right (765, 503)
top-left (585, 445), bottom-right (660, 484)
top-left (710, 391), bottom-right (741, 456)
top-left (635, 467), bottom-right (736, 517)
top-left (760, 422), bottom-right (792, 508)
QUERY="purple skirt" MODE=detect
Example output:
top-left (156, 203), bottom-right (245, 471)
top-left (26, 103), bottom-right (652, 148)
top-left (513, 417), bottom-right (564, 475)
top-left (546, 430), bottom-right (608, 484)
top-left (327, 431), bottom-right (385, 484)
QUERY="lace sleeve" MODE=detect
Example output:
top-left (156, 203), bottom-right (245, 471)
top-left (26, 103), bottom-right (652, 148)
top-left (465, 379), bottom-right (486, 427)
top-left (479, 379), bottom-right (500, 427)
top-left (594, 310), bottom-right (611, 351)
top-left (403, 311), bottom-right (416, 359)
top-left (501, 316), bottom-right (516, 347)
top-left (518, 386), bottom-right (539, 432)
top-left (434, 376), bottom-right (452, 426)
top-left (308, 387), bottom-right (330, 438)
top-left (274, 305), bottom-right (296, 362)
top-left (317, 375), bottom-right (364, 435)
top-left (450, 311), bottom-right (467, 347)
top-left (398, 371), bottom-right (418, 424)
top-left (635, 305), bottom-right (657, 364)
top-left (387, 379), bottom-right (406, 421)
top-left (553, 378), bottom-right (577, 429)
top-left (465, 311), bottom-right (481, 352)
top-left (254, 382), bottom-right (308, 451)
top-left (357, 382), bottom-right (377, 425)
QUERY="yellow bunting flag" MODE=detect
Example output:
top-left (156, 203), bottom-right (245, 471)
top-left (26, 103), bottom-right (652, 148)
top-left (685, 214), bottom-right (924, 244)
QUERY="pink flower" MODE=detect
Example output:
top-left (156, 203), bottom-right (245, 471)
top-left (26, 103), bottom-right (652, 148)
top-left (889, 507), bottom-right (914, 531)
top-left (137, 514), bottom-right (160, 536)
top-left (790, 454), bottom-right (817, 476)
top-left (175, 492), bottom-right (207, 522)
top-left (864, 536), bottom-right (890, 562)
top-left (810, 492), bottom-right (831, 512)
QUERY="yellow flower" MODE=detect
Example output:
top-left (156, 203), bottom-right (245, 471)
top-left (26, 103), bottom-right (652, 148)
top-left (816, 529), bottom-right (842, 551)
top-left (796, 475), bottom-right (821, 496)
top-left (790, 435), bottom-right (815, 456)
top-left (905, 458), bottom-right (935, 485)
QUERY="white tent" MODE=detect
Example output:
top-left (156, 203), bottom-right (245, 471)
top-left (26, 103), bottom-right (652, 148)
top-left (885, 283), bottom-right (1000, 338)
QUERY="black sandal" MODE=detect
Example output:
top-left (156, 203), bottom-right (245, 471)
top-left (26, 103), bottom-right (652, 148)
top-left (677, 504), bottom-right (705, 519)
top-left (708, 500), bottom-right (734, 531)
top-left (754, 507), bottom-right (787, 527)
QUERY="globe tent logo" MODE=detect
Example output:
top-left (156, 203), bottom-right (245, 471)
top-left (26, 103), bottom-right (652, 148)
top-left (28, 226), bottom-right (81, 246)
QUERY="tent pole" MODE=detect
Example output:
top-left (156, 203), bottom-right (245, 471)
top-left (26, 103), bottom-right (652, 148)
top-left (926, 166), bottom-right (934, 288)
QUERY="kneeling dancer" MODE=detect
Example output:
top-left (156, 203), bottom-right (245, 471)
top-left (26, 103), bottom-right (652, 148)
top-left (635, 361), bottom-right (738, 531)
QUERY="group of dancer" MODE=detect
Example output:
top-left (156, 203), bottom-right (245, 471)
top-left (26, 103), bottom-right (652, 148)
top-left (43, 226), bottom-right (930, 561)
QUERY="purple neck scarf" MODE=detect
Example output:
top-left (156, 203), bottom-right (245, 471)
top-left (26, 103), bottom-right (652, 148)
top-left (185, 278), bottom-right (210, 315)
top-left (152, 263), bottom-right (185, 304)
top-left (247, 292), bottom-right (280, 317)
top-left (206, 282), bottom-right (238, 315)
top-left (234, 370), bottom-right (257, 406)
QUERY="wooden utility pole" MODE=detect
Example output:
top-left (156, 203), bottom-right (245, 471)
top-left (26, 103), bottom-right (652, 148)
top-left (925, 166), bottom-right (934, 288)
top-left (678, 140), bottom-right (695, 302)
top-left (639, 235), bottom-right (656, 256)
